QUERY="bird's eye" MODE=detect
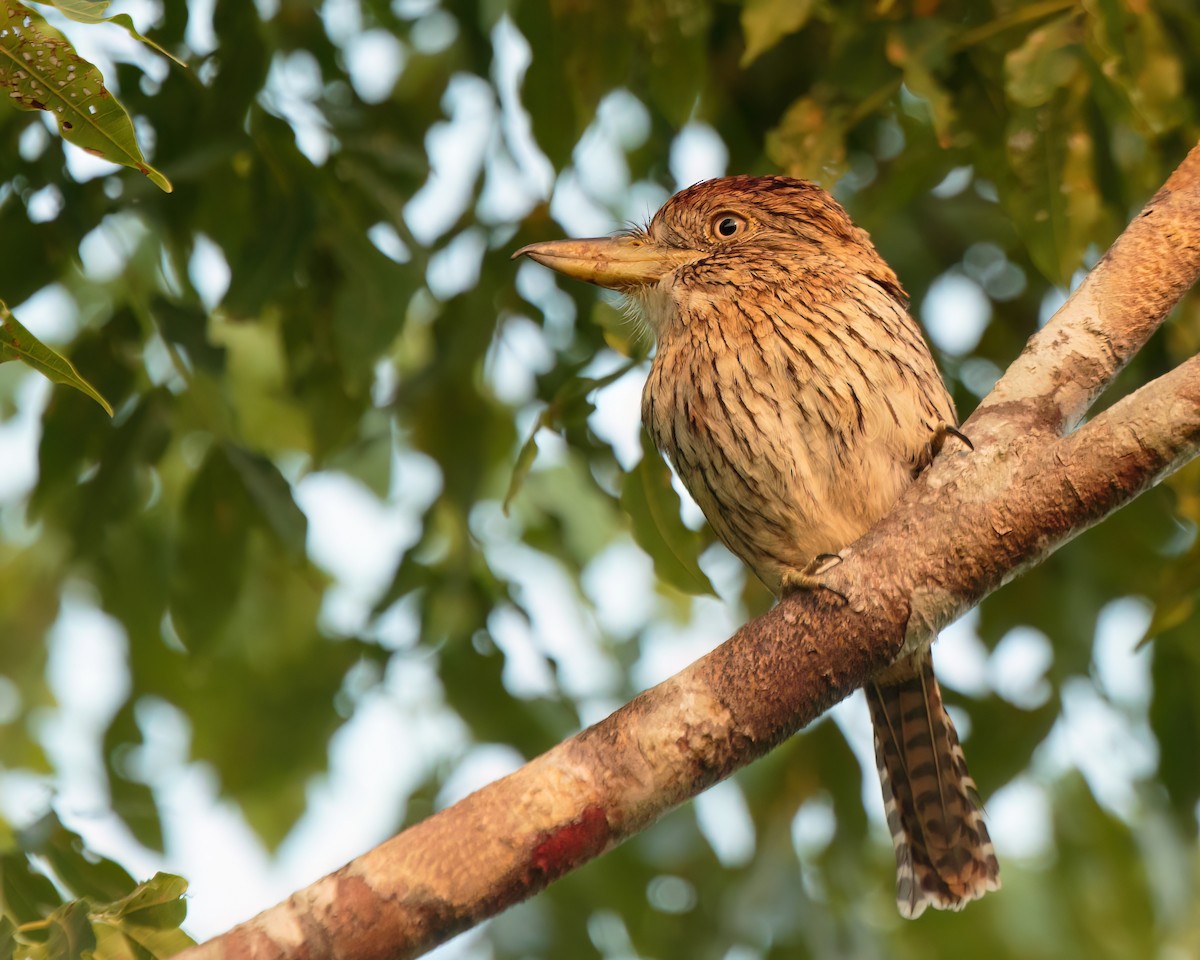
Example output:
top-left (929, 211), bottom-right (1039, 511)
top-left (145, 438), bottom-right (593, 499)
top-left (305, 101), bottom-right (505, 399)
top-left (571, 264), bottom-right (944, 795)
top-left (713, 214), bottom-right (746, 239)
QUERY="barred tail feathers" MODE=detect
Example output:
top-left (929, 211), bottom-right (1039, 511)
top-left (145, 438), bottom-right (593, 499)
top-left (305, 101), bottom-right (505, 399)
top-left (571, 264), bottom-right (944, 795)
top-left (865, 650), bottom-right (1001, 919)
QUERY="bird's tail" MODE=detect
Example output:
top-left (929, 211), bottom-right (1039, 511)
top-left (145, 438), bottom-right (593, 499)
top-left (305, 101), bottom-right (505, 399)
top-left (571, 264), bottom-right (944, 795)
top-left (865, 649), bottom-right (1001, 918)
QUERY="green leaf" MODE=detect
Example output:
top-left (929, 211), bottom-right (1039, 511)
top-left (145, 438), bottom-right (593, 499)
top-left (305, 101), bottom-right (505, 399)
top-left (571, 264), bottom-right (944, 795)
top-left (2, 821), bottom-right (190, 958)
top-left (439, 612), bottom-right (578, 753)
top-left (1048, 775), bottom-right (1157, 952)
top-left (34, 0), bottom-right (186, 66)
top-left (332, 231), bottom-right (417, 386)
top-left (885, 21), bottom-right (958, 148)
top-left (1149, 637), bottom-right (1200, 825)
top-left (1004, 105), bottom-right (1108, 284)
top-left (1004, 14), bottom-right (1084, 109)
top-left (740, 0), bottom-right (817, 66)
top-left (0, 851), bottom-right (61, 924)
top-left (7, 872), bottom-right (193, 960)
top-left (92, 872), bottom-right (194, 956)
top-left (1084, 0), bottom-right (1184, 135)
top-left (41, 900), bottom-right (95, 960)
top-left (0, 2), bottom-right (172, 192)
top-left (94, 920), bottom-right (193, 960)
top-left (102, 702), bottom-right (164, 853)
top-left (0, 916), bottom-right (14, 958)
top-left (512, 2), bottom-right (631, 168)
top-left (620, 432), bottom-right (715, 597)
top-left (504, 425), bottom-right (540, 515)
top-left (504, 359), bottom-right (639, 514)
top-left (0, 299), bottom-right (113, 416)
top-left (1002, 21), bottom-right (1111, 285)
top-left (633, 1), bottom-right (711, 129)
top-left (96, 872), bottom-right (188, 922)
top-left (765, 95), bottom-right (850, 186)
top-left (16, 813), bottom-right (135, 904)
top-left (222, 442), bottom-right (308, 560)
top-left (172, 443), bottom-right (252, 650)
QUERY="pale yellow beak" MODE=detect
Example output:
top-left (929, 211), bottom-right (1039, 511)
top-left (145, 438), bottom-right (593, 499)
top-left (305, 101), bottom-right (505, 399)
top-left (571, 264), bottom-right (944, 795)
top-left (512, 236), bottom-right (700, 290)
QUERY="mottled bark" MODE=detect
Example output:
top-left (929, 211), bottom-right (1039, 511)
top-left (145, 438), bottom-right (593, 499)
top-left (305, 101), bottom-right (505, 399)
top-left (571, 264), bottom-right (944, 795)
top-left (176, 142), bottom-right (1200, 960)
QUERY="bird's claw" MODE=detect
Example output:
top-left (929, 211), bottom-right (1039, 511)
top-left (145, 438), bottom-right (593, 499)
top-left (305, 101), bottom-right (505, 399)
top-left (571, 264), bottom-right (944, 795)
top-left (914, 422), bottom-right (973, 477)
top-left (932, 422), bottom-right (973, 455)
top-left (782, 553), bottom-right (847, 604)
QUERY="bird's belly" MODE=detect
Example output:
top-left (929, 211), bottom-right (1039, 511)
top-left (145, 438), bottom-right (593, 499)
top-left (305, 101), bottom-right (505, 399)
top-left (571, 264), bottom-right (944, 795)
top-left (645, 363), bottom-right (915, 594)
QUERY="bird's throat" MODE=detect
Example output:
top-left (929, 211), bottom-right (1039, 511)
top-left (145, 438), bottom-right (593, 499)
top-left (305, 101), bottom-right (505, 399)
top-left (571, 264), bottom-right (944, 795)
top-left (625, 282), bottom-right (680, 343)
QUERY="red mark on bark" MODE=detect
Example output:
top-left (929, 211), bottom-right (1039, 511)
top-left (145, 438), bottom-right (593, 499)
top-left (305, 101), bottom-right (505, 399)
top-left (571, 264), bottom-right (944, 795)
top-left (525, 805), bottom-right (610, 886)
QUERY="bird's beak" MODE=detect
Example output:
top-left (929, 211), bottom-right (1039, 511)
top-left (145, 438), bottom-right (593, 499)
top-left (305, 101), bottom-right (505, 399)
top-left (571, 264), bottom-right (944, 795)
top-left (512, 236), bottom-right (699, 290)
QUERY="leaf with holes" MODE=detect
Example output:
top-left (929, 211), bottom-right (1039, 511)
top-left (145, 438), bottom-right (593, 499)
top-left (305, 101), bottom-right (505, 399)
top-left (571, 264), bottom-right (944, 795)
top-left (34, 0), bottom-right (185, 65)
top-left (0, 299), bottom-right (113, 415)
top-left (0, 2), bottom-right (172, 192)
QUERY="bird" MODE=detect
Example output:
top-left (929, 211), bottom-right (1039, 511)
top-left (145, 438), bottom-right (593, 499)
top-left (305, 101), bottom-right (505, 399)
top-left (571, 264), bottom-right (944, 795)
top-left (513, 175), bottom-right (1000, 918)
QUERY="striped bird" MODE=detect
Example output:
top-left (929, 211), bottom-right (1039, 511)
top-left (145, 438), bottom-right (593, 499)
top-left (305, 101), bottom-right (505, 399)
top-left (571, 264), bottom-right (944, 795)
top-left (515, 175), bottom-right (1000, 917)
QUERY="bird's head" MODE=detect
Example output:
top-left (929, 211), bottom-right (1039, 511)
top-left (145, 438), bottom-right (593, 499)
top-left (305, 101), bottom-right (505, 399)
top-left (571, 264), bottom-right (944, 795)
top-left (513, 175), bottom-right (905, 339)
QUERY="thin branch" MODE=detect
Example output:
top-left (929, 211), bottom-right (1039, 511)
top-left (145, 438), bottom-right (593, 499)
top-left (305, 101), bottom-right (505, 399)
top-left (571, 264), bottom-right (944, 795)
top-left (1074, 353), bottom-right (1200, 462)
top-left (951, 0), bottom-right (1080, 52)
top-left (177, 142), bottom-right (1200, 960)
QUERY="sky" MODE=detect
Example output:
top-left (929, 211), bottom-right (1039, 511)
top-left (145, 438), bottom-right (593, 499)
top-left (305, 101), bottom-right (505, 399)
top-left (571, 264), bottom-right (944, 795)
top-left (0, 0), bottom-right (1166, 951)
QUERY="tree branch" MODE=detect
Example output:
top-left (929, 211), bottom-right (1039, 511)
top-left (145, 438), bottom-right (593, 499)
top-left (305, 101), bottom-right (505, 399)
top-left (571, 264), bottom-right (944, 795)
top-left (979, 142), bottom-right (1200, 430)
top-left (177, 142), bottom-right (1200, 960)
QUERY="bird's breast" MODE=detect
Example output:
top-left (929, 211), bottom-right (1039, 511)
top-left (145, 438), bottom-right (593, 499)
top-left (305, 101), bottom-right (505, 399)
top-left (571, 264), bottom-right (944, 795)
top-left (640, 290), bottom-right (950, 591)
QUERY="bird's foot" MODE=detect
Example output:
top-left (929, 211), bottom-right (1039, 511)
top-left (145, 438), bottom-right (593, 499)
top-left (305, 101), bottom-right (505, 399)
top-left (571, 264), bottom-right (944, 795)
top-left (782, 553), bottom-right (847, 603)
top-left (932, 422), bottom-right (974, 455)
top-left (914, 422), bottom-right (973, 476)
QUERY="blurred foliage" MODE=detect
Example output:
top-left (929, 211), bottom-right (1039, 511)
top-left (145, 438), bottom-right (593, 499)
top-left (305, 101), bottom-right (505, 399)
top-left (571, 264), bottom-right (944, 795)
top-left (0, 0), bottom-right (1198, 958)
